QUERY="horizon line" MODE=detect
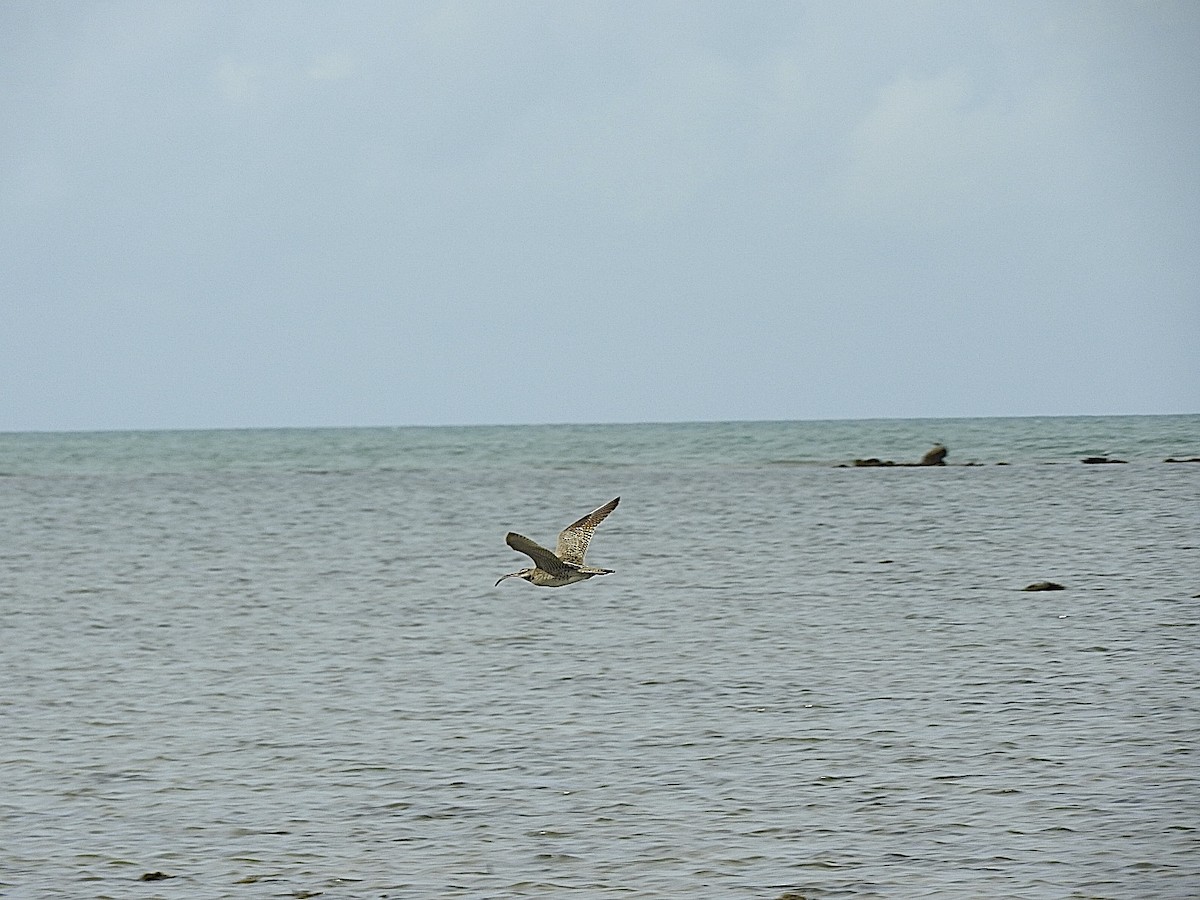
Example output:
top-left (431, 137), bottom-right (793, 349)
top-left (3, 410), bottom-right (1197, 437)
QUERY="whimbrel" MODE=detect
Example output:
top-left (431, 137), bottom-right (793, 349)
top-left (495, 497), bottom-right (620, 587)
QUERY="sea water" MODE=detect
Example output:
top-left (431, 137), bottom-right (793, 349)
top-left (1, 416), bottom-right (1198, 898)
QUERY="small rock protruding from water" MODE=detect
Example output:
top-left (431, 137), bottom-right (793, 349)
top-left (1023, 581), bottom-right (1066, 591)
top-left (138, 871), bottom-right (173, 881)
top-left (1081, 456), bottom-right (1127, 464)
top-left (920, 443), bottom-right (948, 465)
top-left (850, 443), bottom-right (948, 467)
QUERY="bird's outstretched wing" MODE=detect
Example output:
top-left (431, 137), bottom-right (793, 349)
top-left (555, 496), bottom-right (619, 565)
top-left (506, 532), bottom-right (574, 577)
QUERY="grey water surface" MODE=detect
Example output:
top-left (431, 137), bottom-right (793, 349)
top-left (2, 417), bottom-right (1198, 898)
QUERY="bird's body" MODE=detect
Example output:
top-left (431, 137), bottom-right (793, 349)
top-left (496, 497), bottom-right (619, 588)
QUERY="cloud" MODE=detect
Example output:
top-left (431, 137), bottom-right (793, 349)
top-left (833, 67), bottom-right (1082, 226)
top-left (213, 57), bottom-right (262, 103)
top-left (4, 150), bottom-right (73, 213)
top-left (307, 52), bottom-right (355, 82)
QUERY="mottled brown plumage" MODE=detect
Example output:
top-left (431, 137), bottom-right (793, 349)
top-left (496, 497), bottom-right (620, 587)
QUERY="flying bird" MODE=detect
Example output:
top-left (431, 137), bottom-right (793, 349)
top-left (496, 497), bottom-right (620, 587)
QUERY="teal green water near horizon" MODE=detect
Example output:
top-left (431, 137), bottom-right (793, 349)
top-left (2, 415), bottom-right (1198, 898)
top-left (3, 413), bottom-right (1198, 476)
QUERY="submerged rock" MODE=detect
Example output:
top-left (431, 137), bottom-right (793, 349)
top-left (1023, 581), bottom-right (1066, 591)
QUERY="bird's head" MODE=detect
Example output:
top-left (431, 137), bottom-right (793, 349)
top-left (495, 568), bottom-right (535, 586)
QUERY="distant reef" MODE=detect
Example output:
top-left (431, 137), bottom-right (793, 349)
top-left (835, 443), bottom-right (1200, 467)
top-left (843, 443), bottom-right (962, 468)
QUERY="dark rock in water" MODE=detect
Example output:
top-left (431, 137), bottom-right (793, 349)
top-left (1165, 457), bottom-right (1200, 463)
top-left (1081, 456), bottom-right (1127, 464)
top-left (1023, 581), bottom-right (1065, 591)
top-left (139, 871), bottom-right (172, 881)
top-left (851, 445), bottom-right (949, 467)
top-left (919, 443), bottom-right (948, 465)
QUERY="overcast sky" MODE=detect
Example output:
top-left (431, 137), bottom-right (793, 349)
top-left (2, 1), bottom-right (1197, 431)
